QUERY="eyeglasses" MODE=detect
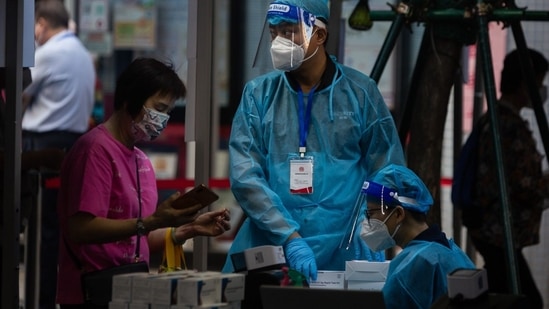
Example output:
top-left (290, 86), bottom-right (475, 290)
top-left (365, 208), bottom-right (383, 221)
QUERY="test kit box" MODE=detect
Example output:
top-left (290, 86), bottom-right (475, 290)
top-left (127, 302), bottom-right (148, 309)
top-left (243, 245), bottom-right (286, 271)
top-left (220, 273), bottom-right (246, 302)
top-left (173, 302), bottom-right (241, 309)
top-left (108, 301), bottom-right (128, 309)
top-left (346, 281), bottom-right (386, 291)
top-left (447, 268), bottom-right (488, 300)
top-left (309, 271), bottom-right (345, 289)
top-left (344, 260), bottom-right (390, 282)
top-left (345, 260), bottom-right (390, 291)
top-left (131, 273), bottom-right (169, 304)
top-left (222, 301), bottom-right (242, 309)
top-left (150, 271), bottom-right (196, 305)
top-left (111, 272), bottom-right (150, 302)
top-left (177, 276), bottom-right (222, 306)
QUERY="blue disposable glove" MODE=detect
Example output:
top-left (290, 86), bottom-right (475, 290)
top-left (283, 238), bottom-right (318, 281)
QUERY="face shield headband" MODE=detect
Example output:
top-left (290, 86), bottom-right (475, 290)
top-left (362, 181), bottom-right (399, 214)
top-left (267, 3), bottom-right (319, 43)
top-left (362, 180), bottom-right (421, 214)
top-left (253, 3), bottom-right (326, 71)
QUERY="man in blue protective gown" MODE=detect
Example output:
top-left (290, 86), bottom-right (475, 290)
top-left (222, 0), bottom-right (406, 282)
top-left (360, 164), bottom-right (475, 308)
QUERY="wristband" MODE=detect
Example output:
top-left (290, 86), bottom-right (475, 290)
top-left (171, 227), bottom-right (185, 245)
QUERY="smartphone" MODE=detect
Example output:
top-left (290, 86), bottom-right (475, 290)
top-left (172, 184), bottom-right (219, 210)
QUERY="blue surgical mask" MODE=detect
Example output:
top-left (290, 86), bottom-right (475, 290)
top-left (132, 107), bottom-right (170, 141)
top-left (360, 208), bottom-right (400, 252)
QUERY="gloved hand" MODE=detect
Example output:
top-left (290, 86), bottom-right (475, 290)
top-left (283, 237), bottom-right (318, 281)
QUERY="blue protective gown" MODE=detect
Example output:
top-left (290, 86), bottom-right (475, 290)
top-left (382, 239), bottom-right (476, 309)
top-left (222, 57), bottom-right (405, 273)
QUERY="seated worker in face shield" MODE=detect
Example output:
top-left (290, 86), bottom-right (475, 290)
top-left (359, 164), bottom-right (475, 309)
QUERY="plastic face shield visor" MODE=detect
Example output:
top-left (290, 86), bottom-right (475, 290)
top-left (339, 180), bottom-right (399, 250)
top-left (253, 3), bottom-right (326, 69)
top-left (362, 181), bottom-right (400, 215)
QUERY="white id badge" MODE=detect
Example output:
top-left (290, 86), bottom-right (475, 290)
top-left (290, 156), bottom-right (314, 194)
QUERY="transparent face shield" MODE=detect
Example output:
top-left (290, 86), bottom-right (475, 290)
top-left (339, 181), bottom-right (398, 250)
top-left (253, 3), bottom-right (325, 72)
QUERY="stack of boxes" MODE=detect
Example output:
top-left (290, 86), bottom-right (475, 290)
top-left (344, 260), bottom-right (390, 291)
top-left (106, 259), bottom-right (389, 308)
top-left (108, 271), bottom-right (245, 309)
top-left (309, 261), bottom-right (390, 291)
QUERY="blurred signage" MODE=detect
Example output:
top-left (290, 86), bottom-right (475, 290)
top-left (79, 0), bottom-right (109, 32)
top-left (113, 0), bottom-right (157, 49)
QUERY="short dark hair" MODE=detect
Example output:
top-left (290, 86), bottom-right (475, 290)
top-left (500, 48), bottom-right (548, 94)
top-left (114, 58), bottom-right (186, 117)
top-left (406, 209), bottom-right (427, 223)
top-left (35, 0), bottom-right (69, 29)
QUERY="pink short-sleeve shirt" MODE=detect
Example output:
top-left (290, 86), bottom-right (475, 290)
top-left (56, 125), bottom-right (158, 304)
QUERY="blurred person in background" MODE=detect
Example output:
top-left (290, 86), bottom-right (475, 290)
top-left (0, 67), bottom-right (65, 306)
top-left (22, 1), bottom-right (95, 308)
top-left (467, 48), bottom-right (548, 309)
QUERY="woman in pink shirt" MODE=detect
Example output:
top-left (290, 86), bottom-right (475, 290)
top-left (56, 58), bottom-right (230, 308)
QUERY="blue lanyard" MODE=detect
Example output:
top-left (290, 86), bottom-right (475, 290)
top-left (298, 86), bottom-right (317, 156)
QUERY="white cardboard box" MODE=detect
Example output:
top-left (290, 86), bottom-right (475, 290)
top-left (150, 271), bottom-right (196, 305)
top-left (112, 273), bottom-right (151, 302)
top-left (177, 276), bottom-right (222, 306)
top-left (344, 260), bottom-right (390, 282)
top-left (171, 302), bottom-right (240, 309)
top-left (309, 271), bottom-right (345, 289)
top-left (243, 245), bottom-right (286, 271)
top-left (131, 274), bottom-right (169, 304)
top-left (220, 273), bottom-right (246, 302)
top-left (447, 268), bottom-right (488, 299)
top-left (108, 301), bottom-right (129, 309)
top-left (128, 302), bottom-right (149, 309)
top-left (346, 281), bottom-right (386, 291)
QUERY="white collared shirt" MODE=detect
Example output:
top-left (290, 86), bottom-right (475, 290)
top-left (23, 30), bottom-right (95, 133)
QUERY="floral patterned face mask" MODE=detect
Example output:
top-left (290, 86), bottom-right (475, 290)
top-left (132, 107), bottom-right (170, 142)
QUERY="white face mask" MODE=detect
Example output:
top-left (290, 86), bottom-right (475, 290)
top-left (270, 36), bottom-right (305, 71)
top-left (360, 208), bottom-right (400, 252)
top-left (132, 107), bottom-right (170, 142)
top-left (270, 31), bottom-right (319, 72)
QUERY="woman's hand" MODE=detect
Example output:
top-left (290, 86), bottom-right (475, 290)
top-left (147, 208), bottom-right (231, 253)
top-left (191, 208), bottom-right (231, 237)
top-left (172, 208), bottom-right (231, 242)
top-left (146, 192), bottom-right (204, 230)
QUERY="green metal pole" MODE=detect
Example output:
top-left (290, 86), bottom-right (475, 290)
top-left (476, 0), bottom-right (520, 295)
top-left (369, 9), bottom-right (549, 22)
top-left (370, 14), bottom-right (405, 83)
top-left (491, 9), bottom-right (549, 21)
top-left (369, 10), bottom-right (397, 21)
